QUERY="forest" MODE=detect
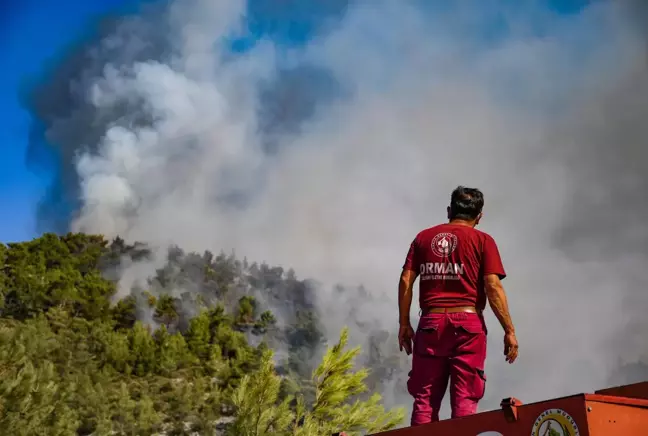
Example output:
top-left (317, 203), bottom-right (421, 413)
top-left (0, 232), bottom-right (406, 435)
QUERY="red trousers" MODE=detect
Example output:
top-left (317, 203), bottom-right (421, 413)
top-left (407, 311), bottom-right (488, 426)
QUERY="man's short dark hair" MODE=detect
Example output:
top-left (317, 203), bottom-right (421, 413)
top-left (449, 186), bottom-right (484, 220)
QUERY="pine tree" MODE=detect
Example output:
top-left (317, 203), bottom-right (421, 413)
top-left (228, 350), bottom-right (295, 436)
top-left (229, 327), bottom-right (405, 436)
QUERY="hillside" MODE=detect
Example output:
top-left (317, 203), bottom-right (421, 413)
top-left (0, 233), bottom-right (405, 435)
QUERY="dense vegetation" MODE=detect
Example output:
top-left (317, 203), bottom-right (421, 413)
top-left (0, 233), bottom-right (405, 435)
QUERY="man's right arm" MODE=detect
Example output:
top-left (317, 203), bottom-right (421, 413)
top-left (484, 274), bottom-right (515, 334)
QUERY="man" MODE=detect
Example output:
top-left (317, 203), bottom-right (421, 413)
top-left (398, 186), bottom-right (518, 426)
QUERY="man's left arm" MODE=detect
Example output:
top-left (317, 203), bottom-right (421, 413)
top-left (398, 239), bottom-right (419, 354)
top-left (399, 268), bottom-right (417, 328)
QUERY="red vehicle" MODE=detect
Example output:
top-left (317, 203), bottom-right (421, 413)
top-left (335, 381), bottom-right (648, 436)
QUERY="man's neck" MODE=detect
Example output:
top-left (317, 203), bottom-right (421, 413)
top-left (448, 219), bottom-right (476, 228)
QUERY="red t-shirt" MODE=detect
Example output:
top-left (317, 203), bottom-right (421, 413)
top-left (402, 223), bottom-right (506, 311)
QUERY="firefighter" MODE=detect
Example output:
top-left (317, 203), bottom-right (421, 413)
top-left (398, 186), bottom-right (518, 426)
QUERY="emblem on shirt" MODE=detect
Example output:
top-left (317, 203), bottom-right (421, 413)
top-left (431, 232), bottom-right (458, 257)
top-left (531, 408), bottom-right (580, 436)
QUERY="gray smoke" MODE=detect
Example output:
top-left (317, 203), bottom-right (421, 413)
top-left (23, 0), bottom-right (648, 422)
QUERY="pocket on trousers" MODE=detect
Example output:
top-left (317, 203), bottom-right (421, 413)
top-left (472, 368), bottom-right (487, 401)
top-left (456, 319), bottom-right (484, 335)
top-left (406, 370), bottom-right (415, 396)
top-left (414, 327), bottom-right (440, 357)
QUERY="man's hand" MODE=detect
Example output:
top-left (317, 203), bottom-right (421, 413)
top-left (504, 332), bottom-right (518, 363)
top-left (398, 323), bottom-right (415, 355)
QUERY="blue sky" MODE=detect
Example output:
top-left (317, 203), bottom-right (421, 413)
top-left (0, 0), bottom-right (589, 244)
top-left (0, 0), bottom-right (141, 243)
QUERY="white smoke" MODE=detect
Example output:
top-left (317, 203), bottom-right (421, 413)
top-left (56, 0), bottom-right (648, 421)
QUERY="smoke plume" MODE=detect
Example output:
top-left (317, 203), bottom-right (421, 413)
top-left (24, 0), bottom-right (648, 420)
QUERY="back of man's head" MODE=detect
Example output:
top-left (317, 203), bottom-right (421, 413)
top-left (449, 186), bottom-right (484, 221)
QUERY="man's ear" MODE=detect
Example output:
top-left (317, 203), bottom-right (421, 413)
top-left (475, 212), bottom-right (483, 225)
top-left (447, 206), bottom-right (451, 220)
